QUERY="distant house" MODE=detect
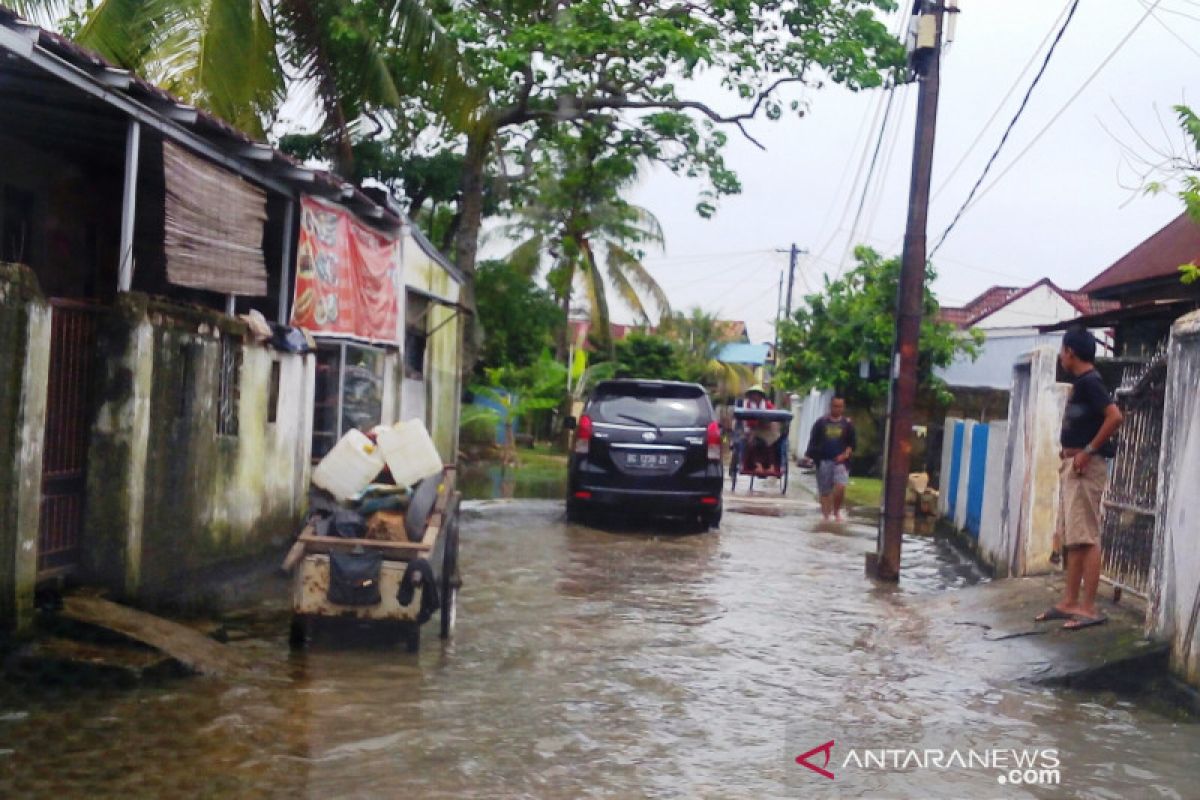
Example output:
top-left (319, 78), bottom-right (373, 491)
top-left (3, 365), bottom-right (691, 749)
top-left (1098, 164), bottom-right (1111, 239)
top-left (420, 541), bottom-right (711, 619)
top-left (1041, 213), bottom-right (1200, 357)
top-left (716, 320), bottom-right (750, 343)
top-left (936, 278), bottom-right (1115, 391)
top-left (566, 319), bottom-right (646, 351)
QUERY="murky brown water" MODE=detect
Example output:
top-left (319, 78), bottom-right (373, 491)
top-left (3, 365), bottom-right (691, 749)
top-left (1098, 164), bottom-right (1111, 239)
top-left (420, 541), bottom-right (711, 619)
top-left (1, 491), bottom-right (1197, 798)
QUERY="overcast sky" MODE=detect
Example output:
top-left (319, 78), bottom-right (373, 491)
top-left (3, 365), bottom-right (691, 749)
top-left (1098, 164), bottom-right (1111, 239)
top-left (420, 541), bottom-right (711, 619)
top-left (623, 0), bottom-right (1198, 343)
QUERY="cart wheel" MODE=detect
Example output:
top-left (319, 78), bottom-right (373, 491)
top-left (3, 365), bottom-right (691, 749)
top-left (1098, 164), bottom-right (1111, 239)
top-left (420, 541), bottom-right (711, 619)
top-left (403, 625), bottom-right (420, 653)
top-left (440, 494), bottom-right (461, 640)
top-left (288, 615), bottom-right (309, 649)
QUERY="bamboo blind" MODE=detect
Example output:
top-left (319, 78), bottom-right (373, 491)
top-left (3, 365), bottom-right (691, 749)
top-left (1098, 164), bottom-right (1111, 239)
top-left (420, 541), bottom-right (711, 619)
top-left (163, 141), bottom-right (269, 296)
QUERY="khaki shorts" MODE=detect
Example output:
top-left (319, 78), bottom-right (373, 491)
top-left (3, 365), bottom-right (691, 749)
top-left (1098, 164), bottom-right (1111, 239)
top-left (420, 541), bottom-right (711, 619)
top-left (1056, 457), bottom-right (1108, 548)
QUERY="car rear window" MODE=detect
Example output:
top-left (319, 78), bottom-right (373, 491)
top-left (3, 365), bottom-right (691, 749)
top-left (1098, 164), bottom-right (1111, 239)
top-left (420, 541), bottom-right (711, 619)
top-left (588, 385), bottom-right (711, 428)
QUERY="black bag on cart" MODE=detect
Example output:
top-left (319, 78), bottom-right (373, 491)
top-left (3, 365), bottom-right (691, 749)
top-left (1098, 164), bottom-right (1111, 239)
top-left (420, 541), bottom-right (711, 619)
top-left (328, 550), bottom-right (383, 606)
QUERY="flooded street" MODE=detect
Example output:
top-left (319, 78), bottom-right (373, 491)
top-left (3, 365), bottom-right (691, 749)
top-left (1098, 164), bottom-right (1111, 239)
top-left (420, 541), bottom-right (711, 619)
top-left (2, 490), bottom-right (1198, 798)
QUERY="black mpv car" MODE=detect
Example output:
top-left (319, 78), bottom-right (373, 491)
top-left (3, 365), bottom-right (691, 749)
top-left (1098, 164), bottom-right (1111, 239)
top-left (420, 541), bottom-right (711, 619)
top-left (565, 380), bottom-right (723, 529)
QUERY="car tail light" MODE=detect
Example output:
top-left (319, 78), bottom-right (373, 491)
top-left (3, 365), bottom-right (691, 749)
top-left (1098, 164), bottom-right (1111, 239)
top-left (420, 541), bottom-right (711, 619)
top-left (574, 491), bottom-right (592, 500)
top-left (574, 415), bottom-right (593, 454)
top-left (700, 496), bottom-right (719, 505)
top-left (706, 421), bottom-right (721, 461)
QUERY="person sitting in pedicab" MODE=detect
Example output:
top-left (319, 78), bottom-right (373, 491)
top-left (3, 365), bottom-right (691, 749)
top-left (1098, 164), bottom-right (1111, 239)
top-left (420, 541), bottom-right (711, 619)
top-left (739, 385), bottom-right (780, 477)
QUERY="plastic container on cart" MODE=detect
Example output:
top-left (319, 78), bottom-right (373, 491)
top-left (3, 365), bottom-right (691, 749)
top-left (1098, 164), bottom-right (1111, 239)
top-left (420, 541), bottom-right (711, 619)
top-left (377, 419), bottom-right (444, 488)
top-left (312, 428), bottom-right (386, 502)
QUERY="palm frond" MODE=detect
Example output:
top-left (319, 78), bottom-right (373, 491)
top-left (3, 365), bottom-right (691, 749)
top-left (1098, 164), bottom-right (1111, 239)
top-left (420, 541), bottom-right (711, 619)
top-left (580, 239), bottom-right (613, 354)
top-left (505, 235), bottom-right (545, 280)
top-left (607, 243), bottom-right (671, 318)
top-left (604, 247), bottom-right (651, 325)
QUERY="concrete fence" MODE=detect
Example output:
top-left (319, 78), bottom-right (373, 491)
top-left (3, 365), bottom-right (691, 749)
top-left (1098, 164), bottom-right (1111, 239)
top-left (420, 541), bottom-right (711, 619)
top-left (1148, 310), bottom-right (1200, 687)
top-left (789, 389), bottom-right (834, 462)
top-left (938, 346), bottom-right (1068, 577)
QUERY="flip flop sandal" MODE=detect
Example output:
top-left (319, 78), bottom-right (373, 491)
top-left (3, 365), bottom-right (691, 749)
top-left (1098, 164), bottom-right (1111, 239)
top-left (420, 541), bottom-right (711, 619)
top-left (1064, 614), bottom-right (1108, 630)
top-left (1035, 607), bottom-right (1074, 622)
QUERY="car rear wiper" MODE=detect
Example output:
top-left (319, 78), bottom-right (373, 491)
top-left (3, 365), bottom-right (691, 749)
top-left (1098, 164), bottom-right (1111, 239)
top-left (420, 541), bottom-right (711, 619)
top-left (616, 413), bottom-right (662, 434)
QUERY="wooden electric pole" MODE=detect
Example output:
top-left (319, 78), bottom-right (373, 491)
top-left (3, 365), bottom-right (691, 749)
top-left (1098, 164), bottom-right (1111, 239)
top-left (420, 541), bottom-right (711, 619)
top-left (876, 1), bottom-right (945, 581)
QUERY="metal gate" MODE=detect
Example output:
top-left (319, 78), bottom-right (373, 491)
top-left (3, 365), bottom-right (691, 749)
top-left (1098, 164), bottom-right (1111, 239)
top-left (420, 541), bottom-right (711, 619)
top-left (38, 301), bottom-right (102, 579)
top-left (1099, 348), bottom-right (1167, 598)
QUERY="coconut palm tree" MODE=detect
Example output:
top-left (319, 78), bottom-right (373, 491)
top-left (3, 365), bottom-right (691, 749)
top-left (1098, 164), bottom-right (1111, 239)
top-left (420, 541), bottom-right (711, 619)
top-left (496, 123), bottom-right (671, 358)
top-left (659, 308), bottom-right (755, 398)
top-left (12, 0), bottom-right (474, 168)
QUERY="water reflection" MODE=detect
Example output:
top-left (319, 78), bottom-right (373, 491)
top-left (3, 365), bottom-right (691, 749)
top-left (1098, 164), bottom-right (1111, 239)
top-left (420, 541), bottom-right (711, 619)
top-left (0, 498), bottom-right (1196, 799)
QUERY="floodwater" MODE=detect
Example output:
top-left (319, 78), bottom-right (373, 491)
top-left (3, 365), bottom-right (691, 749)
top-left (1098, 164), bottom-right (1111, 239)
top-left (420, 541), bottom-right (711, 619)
top-left (1, 487), bottom-right (1198, 798)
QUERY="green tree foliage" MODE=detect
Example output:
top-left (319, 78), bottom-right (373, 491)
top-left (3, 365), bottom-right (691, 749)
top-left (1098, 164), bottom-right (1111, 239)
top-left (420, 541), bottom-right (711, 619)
top-left (613, 333), bottom-right (684, 381)
top-left (428, 0), bottom-right (906, 278)
top-left (469, 350), bottom-right (568, 455)
top-left (500, 120), bottom-right (672, 355)
top-left (1159, 105), bottom-right (1200, 284)
top-left (474, 260), bottom-right (565, 373)
top-left (775, 246), bottom-right (981, 412)
top-left (15, 0), bottom-right (474, 158)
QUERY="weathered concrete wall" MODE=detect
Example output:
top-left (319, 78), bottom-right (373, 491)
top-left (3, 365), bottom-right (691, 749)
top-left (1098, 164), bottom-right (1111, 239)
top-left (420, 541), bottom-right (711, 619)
top-left (0, 264), bottom-right (50, 630)
top-left (953, 422), bottom-right (975, 531)
top-left (428, 304), bottom-right (461, 463)
top-left (1149, 311), bottom-right (1200, 687)
top-left (997, 347), bottom-right (1069, 578)
top-left (85, 295), bottom-right (314, 606)
top-left (977, 420), bottom-right (1009, 573)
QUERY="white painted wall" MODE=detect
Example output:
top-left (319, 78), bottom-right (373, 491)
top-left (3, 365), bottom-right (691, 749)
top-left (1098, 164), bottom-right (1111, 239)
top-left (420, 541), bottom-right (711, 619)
top-left (974, 284), bottom-right (1080, 330)
top-left (1149, 311), bottom-right (1200, 688)
top-left (977, 420), bottom-right (1010, 572)
top-left (953, 422), bottom-right (975, 531)
top-left (937, 416), bottom-right (961, 518)
top-left (791, 389), bottom-right (834, 462)
top-left (996, 347), bottom-right (1070, 577)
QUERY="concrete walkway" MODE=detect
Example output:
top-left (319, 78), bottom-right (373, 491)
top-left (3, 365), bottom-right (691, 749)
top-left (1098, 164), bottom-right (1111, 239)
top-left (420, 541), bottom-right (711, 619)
top-left (920, 573), bottom-right (1168, 689)
top-left (755, 466), bottom-right (1173, 692)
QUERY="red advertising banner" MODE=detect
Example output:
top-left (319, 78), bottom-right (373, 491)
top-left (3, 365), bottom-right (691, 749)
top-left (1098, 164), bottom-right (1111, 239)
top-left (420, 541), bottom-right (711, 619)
top-left (292, 195), bottom-right (401, 344)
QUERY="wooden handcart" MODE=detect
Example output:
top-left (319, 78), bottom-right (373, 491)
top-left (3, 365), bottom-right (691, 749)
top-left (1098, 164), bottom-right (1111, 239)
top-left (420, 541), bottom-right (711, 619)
top-left (280, 466), bottom-right (462, 652)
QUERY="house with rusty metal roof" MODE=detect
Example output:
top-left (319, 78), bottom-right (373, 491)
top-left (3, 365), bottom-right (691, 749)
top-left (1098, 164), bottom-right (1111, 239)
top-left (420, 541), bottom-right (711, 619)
top-left (0, 8), bottom-right (464, 630)
top-left (936, 278), bottom-right (1115, 391)
top-left (1040, 213), bottom-right (1200, 358)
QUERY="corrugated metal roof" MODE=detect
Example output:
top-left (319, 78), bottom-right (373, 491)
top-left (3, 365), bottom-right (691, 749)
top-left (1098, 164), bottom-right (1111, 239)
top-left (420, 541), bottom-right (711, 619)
top-left (1080, 213), bottom-right (1200, 295)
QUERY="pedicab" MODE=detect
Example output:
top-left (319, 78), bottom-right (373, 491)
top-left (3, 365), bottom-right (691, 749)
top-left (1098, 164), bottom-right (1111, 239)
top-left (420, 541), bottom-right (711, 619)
top-left (729, 407), bottom-right (794, 494)
top-left (280, 460), bottom-right (462, 653)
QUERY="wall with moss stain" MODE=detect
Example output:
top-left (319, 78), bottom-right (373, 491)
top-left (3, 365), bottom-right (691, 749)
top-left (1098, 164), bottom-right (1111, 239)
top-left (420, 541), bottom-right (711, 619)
top-left (0, 264), bottom-right (50, 631)
top-left (84, 294), bottom-right (314, 607)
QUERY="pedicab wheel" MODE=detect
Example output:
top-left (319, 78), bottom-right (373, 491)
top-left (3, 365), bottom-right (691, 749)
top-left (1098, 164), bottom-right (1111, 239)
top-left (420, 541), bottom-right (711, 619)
top-left (288, 615), bottom-right (309, 649)
top-left (781, 461), bottom-right (789, 494)
top-left (439, 498), bottom-right (461, 640)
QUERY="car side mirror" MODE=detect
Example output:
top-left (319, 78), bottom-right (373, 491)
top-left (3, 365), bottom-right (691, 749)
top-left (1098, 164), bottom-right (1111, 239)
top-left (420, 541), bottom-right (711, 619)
top-left (563, 416), bottom-right (577, 430)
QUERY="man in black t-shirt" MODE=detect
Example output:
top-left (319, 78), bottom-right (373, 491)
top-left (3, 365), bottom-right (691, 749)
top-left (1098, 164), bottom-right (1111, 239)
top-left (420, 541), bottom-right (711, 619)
top-left (1035, 327), bottom-right (1123, 631)
top-left (805, 396), bottom-right (857, 521)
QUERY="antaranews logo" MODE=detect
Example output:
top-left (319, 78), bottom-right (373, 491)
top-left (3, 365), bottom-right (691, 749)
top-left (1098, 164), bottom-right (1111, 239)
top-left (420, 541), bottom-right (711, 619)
top-left (793, 740), bottom-right (1060, 787)
top-left (795, 740), bottom-right (836, 780)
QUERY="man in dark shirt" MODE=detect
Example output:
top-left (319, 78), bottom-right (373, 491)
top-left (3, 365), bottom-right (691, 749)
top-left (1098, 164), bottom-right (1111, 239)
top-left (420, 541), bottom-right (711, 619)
top-left (805, 396), bottom-right (857, 521)
top-left (1036, 327), bottom-right (1123, 630)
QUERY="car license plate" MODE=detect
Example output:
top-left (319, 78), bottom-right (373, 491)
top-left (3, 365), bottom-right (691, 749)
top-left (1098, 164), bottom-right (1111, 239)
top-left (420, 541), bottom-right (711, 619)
top-left (626, 452), bottom-right (672, 469)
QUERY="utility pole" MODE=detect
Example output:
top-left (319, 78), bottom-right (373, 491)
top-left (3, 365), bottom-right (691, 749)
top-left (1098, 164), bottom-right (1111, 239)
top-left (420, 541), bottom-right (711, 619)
top-left (783, 243), bottom-right (808, 319)
top-left (876, 0), bottom-right (947, 581)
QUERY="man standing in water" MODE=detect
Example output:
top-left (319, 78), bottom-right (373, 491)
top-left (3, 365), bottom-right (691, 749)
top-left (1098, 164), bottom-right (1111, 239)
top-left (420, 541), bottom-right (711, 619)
top-left (805, 396), bottom-right (856, 521)
top-left (1036, 327), bottom-right (1123, 630)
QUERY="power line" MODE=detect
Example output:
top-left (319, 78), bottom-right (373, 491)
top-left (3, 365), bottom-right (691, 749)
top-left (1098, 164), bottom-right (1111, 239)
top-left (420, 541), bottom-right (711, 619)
top-left (929, 0), bottom-right (1077, 203)
top-left (1141, 0), bottom-right (1200, 60)
top-left (932, 0), bottom-right (1162, 256)
top-left (839, 86), bottom-right (901, 272)
top-left (929, 0), bottom-right (1083, 257)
